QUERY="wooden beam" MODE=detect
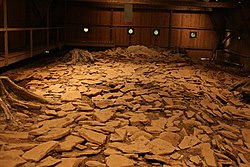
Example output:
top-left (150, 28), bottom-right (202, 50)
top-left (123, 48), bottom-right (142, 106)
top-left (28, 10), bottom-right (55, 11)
top-left (69, 0), bottom-right (240, 8)
top-left (3, 0), bottom-right (8, 64)
top-left (168, 10), bottom-right (172, 49)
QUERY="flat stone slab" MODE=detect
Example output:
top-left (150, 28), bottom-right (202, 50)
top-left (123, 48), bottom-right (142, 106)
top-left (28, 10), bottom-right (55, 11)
top-left (61, 91), bottom-right (81, 101)
top-left (106, 155), bottom-right (135, 167)
top-left (55, 158), bottom-right (83, 167)
top-left (94, 109), bottom-right (114, 123)
top-left (57, 135), bottom-right (84, 152)
top-left (179, 136), bottom-right (200, 150)
top-left (37, 128), bottom-right (70, 141)
top-left (147, 138), bottom-right (176, 155)
top-left (0, 131), bottom-right (29, 140)
top-left (78, 128), bottom-right (107, 145)
top-left (37, 156), bottom-right (61, 167)
top-left (0, 151), bottom-right (26, 167)
top-left (85, 160), bottom-right (106, 167)
top-left (22, 141), bottom-right (58, 162)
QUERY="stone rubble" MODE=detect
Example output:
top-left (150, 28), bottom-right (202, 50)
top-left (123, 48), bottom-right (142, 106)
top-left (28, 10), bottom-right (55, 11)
top-left (0, 45), bottom-right (250, 166)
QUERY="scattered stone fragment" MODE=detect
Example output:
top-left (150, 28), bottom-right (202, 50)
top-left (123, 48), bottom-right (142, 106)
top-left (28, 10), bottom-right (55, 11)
top-left (6, 143), bottom-right (37, 151)
top-left (106, 154), bottom-right (135, 167)
top-left (109, 142), bottom-right (150, 154)
top-left (189, 155), bottom-right (201, 165)
top-left (44, 109), bottom-right (58, 116)
top-left (242, 129), bottom-right (250, 143)
top-left (0, 151), bottom-right (26, 167)
top-left (147, 138), bottom-right (176, 155)
top-left (61, 103), bottom-right (75, 111)
top-left (62, 149), bottom-right (101, 157)
top-left (56, 158), bottom-right (83, 167)
top-left (37, 156), bottom-right (61, 167)
top-left (57, 135), bottom-right (84, 151)
top-left (61, 91), bottom-right (81, 101)
top-left (37, 128), bottom-right (70, 141)
top-left (29, 126), bottom-right (50, 136)
top-left (22, 141), bottom-right (58, 162)
top-left (110, 128), bottom-right (127, 142)
top-left (144, 155), bottom-right (170, 164)
top-left (200, 143), bottom-right (217, 167)
top-left (94, 109), bottom-right (114, 122)
top-left (85, 160), bottom-right (106, 167)
top-left (219, 130), bottom-right (239, 140)
top-left (179, 136), bottom-right (200, 150)
top-left (78, 128), bottom-right (107, 145)
top-left (0, 131), bottom-right (29, 140)
top-left (159, 132), bottom-right (181, 147)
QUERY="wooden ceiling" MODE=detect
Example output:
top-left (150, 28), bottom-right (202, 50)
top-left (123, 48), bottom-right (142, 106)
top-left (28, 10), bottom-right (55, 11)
top-left (68, 0), bottom-right (250, 8)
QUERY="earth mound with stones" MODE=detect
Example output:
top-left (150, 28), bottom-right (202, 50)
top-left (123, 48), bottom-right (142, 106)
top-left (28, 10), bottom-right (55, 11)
top-left (0, 46), bottom-right (249, 167)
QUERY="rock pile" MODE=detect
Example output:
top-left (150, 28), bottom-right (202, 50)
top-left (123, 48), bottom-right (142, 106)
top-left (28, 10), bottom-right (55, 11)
top-left (0, 46), bottom-right (249, 167)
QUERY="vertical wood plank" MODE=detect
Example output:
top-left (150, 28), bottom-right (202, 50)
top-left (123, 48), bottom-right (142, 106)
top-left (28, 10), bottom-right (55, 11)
top-left (168, 10), bottom-right (172, 49)
top-left (3, 0), bottom-right (8, 65)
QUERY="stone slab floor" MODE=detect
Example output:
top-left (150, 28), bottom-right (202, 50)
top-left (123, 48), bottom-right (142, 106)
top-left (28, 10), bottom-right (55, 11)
top-left (0, 46), bottom-right (249, 167)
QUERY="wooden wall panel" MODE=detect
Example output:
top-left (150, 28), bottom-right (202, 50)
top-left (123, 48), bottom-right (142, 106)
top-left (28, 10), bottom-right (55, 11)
top-left (114, 28), bottom-right (129, 46)
top-left (7, 0), bottom-right (26, 28)
top-left (172, 12), bottom-right (213, 29)
top-left (171, 29), bottom-right (217, 49)
top-left (8, 31), bottom-right (27, 51)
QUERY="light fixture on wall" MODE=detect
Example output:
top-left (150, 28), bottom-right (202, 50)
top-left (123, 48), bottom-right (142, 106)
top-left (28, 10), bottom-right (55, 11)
top-left (153, 29), bottom-right (160, 36)
top-left (190, 32), bottom-right (197, 38)
top-left (237, 36), bottom-right (241, 40)
top-left (127, 28), bottom-right (134, 35)
top-left (83, 27), bottom-right (89, 33)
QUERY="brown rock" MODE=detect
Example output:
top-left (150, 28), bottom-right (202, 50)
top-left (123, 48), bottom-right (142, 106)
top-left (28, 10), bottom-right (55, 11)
top-left (22, 141), bottom-right (58, 162)
top-left (0, 131), bottom-right (29, 140)
top-left (159, 132), bottom-right (181, 147)
top-left (84, 88), bottom-right (102, 96)
top-left (179, 136), bottom-right (200, 150)
top-left (44, 110), bottom-right (58, 116)
top-left (109, 142), bottom-right (150, 154)
top-left (94, 109), bottom-right (114, 122)
top-left (85, 161), bottom-right (106, 167)
top-left (61, 103), bottom-right (75, 111)
top-left (55, 158), bottom-right (83, 167)
top-left (147, 138), bottom-right (176, 155)
top-left (6, 143), bottom-right (37, 151)
top-left (219, 130), bottom-right (239, 140)
top-left (78, 128), bottom-right (107, 145)
top-left (29, 126), bottom-right (50, 136)
top-left (106, 155), bottom-right (135, 167)
top-left (242, 129), bottom-right (250, 143)
top-left (62, 149), bottom-right (101, 157)
top-left (57, 135), bottom-right (84, 152)
top-left (37, 128), bottom-right (70, 141)
top-left (37, 156), bottom-right (61, 167)
top-left (200, 143), bottom-right (217, 167)
top-left (61, 91), bottom-right (81, 101)
top-left (110, 128), bottom-right (127, 142)
top-left (0, 151), bottom-right (26, 167)
top-left (144, 155), bottom-right (170, 164)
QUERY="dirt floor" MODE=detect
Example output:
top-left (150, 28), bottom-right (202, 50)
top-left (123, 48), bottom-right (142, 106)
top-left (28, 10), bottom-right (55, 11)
top-left (0, 45), bottom-right (250, 167)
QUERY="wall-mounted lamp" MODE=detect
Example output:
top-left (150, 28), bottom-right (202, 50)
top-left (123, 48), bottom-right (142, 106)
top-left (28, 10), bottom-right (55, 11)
top-left (190, 32), bottom-right (197, 38)
top-left (127, 28), bottom-right (134, 35)
top-left (83, 27), bottom-right (89, 33)
top-left (153, 29), bottom-right (160, 36)
top-left (44, 50), bottom-right (50, 54)
top-left (237, 36), bottom-right (241, 40)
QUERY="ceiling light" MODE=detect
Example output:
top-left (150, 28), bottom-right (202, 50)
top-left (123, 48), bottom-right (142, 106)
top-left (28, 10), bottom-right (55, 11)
top-left (127, 28), bottom-right (134, 35)
top-left (190, 32), bottom-right (197, 38)
top-left (83, 27), bottom-right (89, 33)
top-left (153, 29), bottom-right (160, 36)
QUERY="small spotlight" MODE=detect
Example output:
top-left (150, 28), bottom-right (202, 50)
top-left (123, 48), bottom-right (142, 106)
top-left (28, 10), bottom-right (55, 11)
top-left (44, 50), bottom-right (50, 54)
top-left (127, 28), bottom-right (134, 35)
top-left (238, 1), bottom-right (241, 4)
top-left (83, 27), bottom-right (89, 33)
top-left (237, 36), bottom-right (241, 40)
top-left (153, 29), bottom-right (160, 36)
top-left (190, 32), bottom-right (197, 38)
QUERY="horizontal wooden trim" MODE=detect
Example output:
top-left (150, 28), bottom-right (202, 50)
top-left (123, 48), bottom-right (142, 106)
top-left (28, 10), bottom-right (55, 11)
top-left (67, 24), bottom-right (216, 31)
top-left (0, 27), bottom-right (64, 32)
top-left (69, 0), bottom-right (240, 8)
